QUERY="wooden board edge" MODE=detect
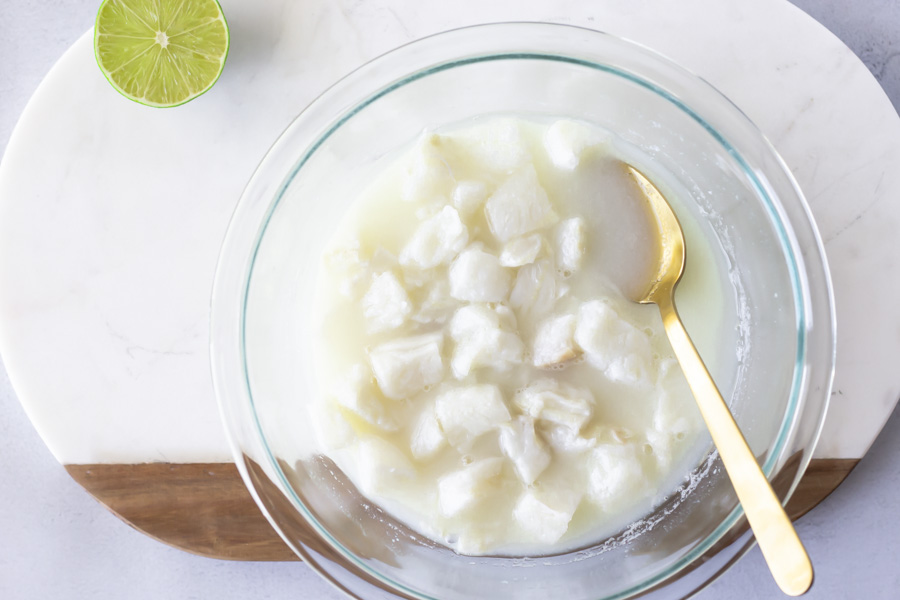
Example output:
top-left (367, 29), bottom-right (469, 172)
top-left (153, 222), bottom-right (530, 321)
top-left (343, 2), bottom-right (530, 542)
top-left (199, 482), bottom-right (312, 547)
top-left (65, 462), bottom-right (298, 561)
top-left (785, 457), bottom-right (859, 521)
top-left (65, 457), bottom-right (860, 562)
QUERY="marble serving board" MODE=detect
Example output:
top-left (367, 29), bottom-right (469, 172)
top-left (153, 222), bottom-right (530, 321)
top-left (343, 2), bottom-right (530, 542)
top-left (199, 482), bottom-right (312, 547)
top-left (1, 0), bottom-right (899, 561)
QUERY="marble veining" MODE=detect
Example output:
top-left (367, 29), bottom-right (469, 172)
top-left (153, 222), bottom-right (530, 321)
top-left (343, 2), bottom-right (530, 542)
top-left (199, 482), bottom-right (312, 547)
top-left (0, 0), bottom-right (898, 463)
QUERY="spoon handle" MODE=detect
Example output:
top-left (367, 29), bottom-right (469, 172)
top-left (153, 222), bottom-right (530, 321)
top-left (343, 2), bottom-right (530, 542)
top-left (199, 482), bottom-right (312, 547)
top-left (657, 298), bottom-right (813, 597)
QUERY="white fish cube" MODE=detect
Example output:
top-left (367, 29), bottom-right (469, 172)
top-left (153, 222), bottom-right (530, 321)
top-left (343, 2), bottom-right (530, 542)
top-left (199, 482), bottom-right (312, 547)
top-left (323, 242), bottom-right (364, 299)
top-left (485, 165), bottom-right (558, 242)
top-left (368, 246), bottom-right (400, 272)
top-left (402, 132), bottom-right (454, 203)
top-left (400, 205), bottom-right (469, 269)
top-left (509, 259), bottom-right (568, 320)
top-left (587, 443), bottom-right (647, 511)
top-left (653, 359), bottom-right (695, 436)
top-left (309, 400), bottom-right (355, 450)
top-left (494, 304), bottom-right (519, 330)
top-left (452, 180), bottom-right (489, 218)
top-left (449, 247), bottom-right (511, 302)
top-left (449, 304), bottom-right (524, 378)
top-left (361, 271), bottom-right (413, 333)
top-left (369, 333), bottom-right (444, 400)
top-left (410, 404), bottom-right (446, 461)
top-left (513, 489), bottom-right (581, 545)
top-left (326, 242), bottom-right (383, 301)
top-left (607, 355), bottom-right (651, 387)
top-left (412, 279), bottom-right (459, 325)
top-left (574, 300), bottom-right (655, 387)
top-left (399, 264), bottom-right (434, 291)
top-left (438, 457), bottom-right (504, 517)
top-left (647, 359), bottom-right (698, 468)
top-left (435, 384), bottom-right (511, 450)
top-left (323, 242), bottom-right (361, 269)
top-left (451, 118), bottom-right (530, 173)
top-left (544, 119), bottom-right (609, 170)
top-left (328, 245), bottom-right (399, 300)
top-left (541, 424), bottom-right (597, 454)
top-left (356, 436), bottom-right (417, 496)
top-left (453, 530), bottom-right (497, 556)
top-left (532, 314), bottom-right (578, 367)
top-left (500, 233), bottom-right (543, 267)
top-left (332, 364), bottom-right (398, 432)
top-left (554, 217), bottom-right (587, 273)
top-left (499, 416), bottom-right (551, 485)
top-left (514, 379), bottom-right (593, 433)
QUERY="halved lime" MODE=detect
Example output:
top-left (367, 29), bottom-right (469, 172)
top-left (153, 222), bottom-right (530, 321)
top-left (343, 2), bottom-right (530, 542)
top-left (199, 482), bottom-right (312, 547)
top-left (94, 0), bottom-right (229, 107)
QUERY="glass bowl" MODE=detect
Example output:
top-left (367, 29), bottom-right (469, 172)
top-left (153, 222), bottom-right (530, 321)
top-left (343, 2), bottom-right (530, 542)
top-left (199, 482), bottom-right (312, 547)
top-left (210, 23), bottom-right (835, 600)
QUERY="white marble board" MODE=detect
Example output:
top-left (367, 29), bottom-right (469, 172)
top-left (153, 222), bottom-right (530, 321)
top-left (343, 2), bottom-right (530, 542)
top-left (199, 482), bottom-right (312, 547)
top-left (0, 0), bottom-right (898, 474)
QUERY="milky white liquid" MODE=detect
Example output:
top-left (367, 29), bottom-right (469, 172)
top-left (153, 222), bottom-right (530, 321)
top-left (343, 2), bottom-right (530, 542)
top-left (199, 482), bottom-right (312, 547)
top-left (310, 117), bottom-right (736, 555)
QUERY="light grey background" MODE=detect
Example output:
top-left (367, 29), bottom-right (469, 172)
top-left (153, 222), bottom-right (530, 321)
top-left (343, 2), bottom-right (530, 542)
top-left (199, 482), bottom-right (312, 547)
top-left (1, 1), bottom-right (898, 598)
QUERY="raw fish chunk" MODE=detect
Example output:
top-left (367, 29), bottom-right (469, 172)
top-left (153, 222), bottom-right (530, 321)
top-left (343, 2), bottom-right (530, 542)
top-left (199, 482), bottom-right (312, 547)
top-left (499, 233), bottom-right (543, 267)
top-left (554, 217), bottom-right (587, 273)
top-left (514, 379), bottom-right (593, 433)
top-left (409, 403), bottom-right (446, 461)
top-left (499, 416), bottom-right (551, 485)
top-left (323, 242), bottom-right (365, 299)
top-left (332, 364), bottom-right (398, 431)
top-left (532, 313), bottom-right (578, 367)
top-left (574, 300), bottom-right (655, 386)
top-left (652, 359), bottom-right (695, 434)
top-left (452, 180), bottom-right (489, 218)
top-left (400, 205), bottom-right (469, 269)
top-left (540, 424), bottom-right (597, 454)
top-left (586, 443), bottom-right (647, 510)
top-left (361, 271), bottom-right (413, 333)
top-left (402, 132), bottom-right (454, 203)
top-left (485, 165), bottom-right (557, 242)
top-left (509, 259), bottom-right (568, 320)
top-left (411, 279), bottom-right (459, 325)
top-left (646, 359), bottom-right (698, 468)
top-left (448, 247), bottom-right (511, 302)
top-left (326, 243), bottom-right (398, 301)
top-left (309, 400), bottom-right (355, 450)
top-left (438, 457), bottom-right (504, 517)
top-left (544, 119), bottom-right (609, 170)
top-left (449, 304), bottom-right (524, 378)
top-left (435, 384), bottom-right (511, 450)
top-left (513, 489), bottom-right (582, 544)
top-left (369, 333), bottom-right (444, 400)
top-left (453, 531), bottom-right (498, 556)
top-left (356, 436), bottom-right (416, 496)
top-left (451, 118), bottom-right (530, 173)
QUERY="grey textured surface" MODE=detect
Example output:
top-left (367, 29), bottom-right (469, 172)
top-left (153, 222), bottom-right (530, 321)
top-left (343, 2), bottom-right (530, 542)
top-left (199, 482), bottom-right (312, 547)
top-left (1, 1), bottom-right (899, 598)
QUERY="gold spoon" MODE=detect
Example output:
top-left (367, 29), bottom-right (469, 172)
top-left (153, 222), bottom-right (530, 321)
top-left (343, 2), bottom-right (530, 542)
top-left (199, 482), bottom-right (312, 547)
top-left (625, 165), bottom-right (813, 596)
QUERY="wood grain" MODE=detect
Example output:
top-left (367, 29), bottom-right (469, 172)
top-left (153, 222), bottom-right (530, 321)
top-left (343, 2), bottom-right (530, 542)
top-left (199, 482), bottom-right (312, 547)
top-left (66, 463), bottom-right (298, 561)
top-left (65, 458), bottom-right (859, 562)
top-left (785, 458), bottom-right (859, 520)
